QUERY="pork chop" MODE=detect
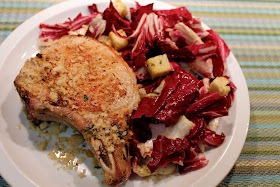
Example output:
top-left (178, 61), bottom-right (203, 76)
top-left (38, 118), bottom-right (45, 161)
top-left (14, 35), bottom-right (140, 186)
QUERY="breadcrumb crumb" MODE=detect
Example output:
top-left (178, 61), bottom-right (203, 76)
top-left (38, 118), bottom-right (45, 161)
top-left (77, 169), bottom-right (86, 178)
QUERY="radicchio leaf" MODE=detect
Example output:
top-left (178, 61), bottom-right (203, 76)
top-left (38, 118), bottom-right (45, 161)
top-left (201, 128), bottom-right (225, 147)
top-left (147, 135), bottom-right (190, 173)
top-left (204, 29), bottom-right (230, 77)
top-left (148, 67), bottom-right (200, 125)
top-left (155, 7), bottom-right (193, 28)
top-left (186, 18), bottom-right (209, 39)
top-left (133, 67), bottom-right (200, 126)
top-left (179, 152), bottom-right (209, 173)
top-left (185, 91), bottom-right (229, 118)
top-left (38, 13), bottom-right (100, 46)
top-left (103, 1), bottom-right (131, 34)
top-left (88, 4), bottom-right (100, 14)
top-left (130, 2), bottom-right (154, 27)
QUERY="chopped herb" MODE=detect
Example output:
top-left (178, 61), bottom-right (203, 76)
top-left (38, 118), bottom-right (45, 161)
top-left (123, 153), bottom-right (126, 161)
top-left (118, 130), bottom-right (127, 139)
top-left (159, 60), bottom-right (162, 64)
top-left (83, 124), bottom-right (94, 132)
top-left (118, 131), bottom-right (123, 137)
top-left (124, 144), bottom-right (128, 154)
top-left (83, 127), bottom-right (91, 131)
top-left (83, 130), bottom-right (90, 136)
top-left (84, 95), bottom-right (88, 102)
top-left (36, 53), bottom-right (43, 58)
top-left (114, 124), bottom-right (120, 129)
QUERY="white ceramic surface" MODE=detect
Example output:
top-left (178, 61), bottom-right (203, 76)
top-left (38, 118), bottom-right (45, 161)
top-left (0, 0), bottom-right (250, 186)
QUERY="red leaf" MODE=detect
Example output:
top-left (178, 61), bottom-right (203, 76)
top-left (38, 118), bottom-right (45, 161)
top-left (147, 135), bottom-right (190, 173)
top-left (179, 152), bottom-right (209, 173)
top-left (149, 67), bottom-right (200, 125)
top-left (205, 30), bottom-right (230, 77)
top-left (38, 13), bottom-right (98, 45)
top-left (142, 77), bottom-right (164, 93)
top-left (103, 1), bottom-right (131, 34)
top-left (155, 7), bottom-right (193, 28)
top-left (201, 129), bottom-right (225, 147)
top-left (88, 4), bottom-right (100, 14)
top-left (185, 92), bottom-right (226, 115)
top-left (133, 67), bottom-right (200, 126)
top-left (130, 2), bottom-right (154, 27)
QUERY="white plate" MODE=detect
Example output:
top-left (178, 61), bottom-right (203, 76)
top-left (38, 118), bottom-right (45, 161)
top-left (0, 0), bottom-right (250, 186)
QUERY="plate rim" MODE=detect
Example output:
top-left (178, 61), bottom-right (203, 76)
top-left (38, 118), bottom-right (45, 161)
top-left (0, 0), bottom-right (250, 186)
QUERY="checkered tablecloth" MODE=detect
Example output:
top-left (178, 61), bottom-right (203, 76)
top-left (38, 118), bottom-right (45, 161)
top-left (1, 0), bottom-right (280, 186)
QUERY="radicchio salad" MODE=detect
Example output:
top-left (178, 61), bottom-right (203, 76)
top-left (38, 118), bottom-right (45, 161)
top-left (38, 0), bottom-right (236, 178)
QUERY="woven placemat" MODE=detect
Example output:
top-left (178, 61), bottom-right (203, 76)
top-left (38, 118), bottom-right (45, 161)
top-left (1, 0), bottom-right (280, 186)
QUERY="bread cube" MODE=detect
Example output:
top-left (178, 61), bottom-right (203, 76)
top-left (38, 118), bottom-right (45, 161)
top-left (109, 29), bottom-right (128, 51)
top-left (68, 25), bottom-right (89, 36)
top-left (209, 77), bottom-right (231, 96)
top-left (146, 54), bottom-right (171, 80)
top-left (113, 0), bottom-right (128, 17)
top-left (98, 35), bottom-right (112, 47)
top-left (138, 88), bottom-right (158, 99)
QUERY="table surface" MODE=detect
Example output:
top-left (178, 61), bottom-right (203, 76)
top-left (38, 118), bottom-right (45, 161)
top-left (1, 0), bottom-right (280, 186)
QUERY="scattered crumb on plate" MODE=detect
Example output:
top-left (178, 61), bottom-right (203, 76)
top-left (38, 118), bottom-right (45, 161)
top-left (27, 121), bottom-right (101, 177)
top-left (17, 124), bottom-right (22, 130)
top-left (77, 169), bottom-right (86, 178)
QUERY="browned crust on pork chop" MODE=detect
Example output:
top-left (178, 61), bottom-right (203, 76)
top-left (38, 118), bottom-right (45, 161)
top-left (14, 35), bottom-right (140, 186)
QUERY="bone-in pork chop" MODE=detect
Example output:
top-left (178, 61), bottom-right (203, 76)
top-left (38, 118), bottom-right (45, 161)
top-left (14, 35), bottom-right (140, 186)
